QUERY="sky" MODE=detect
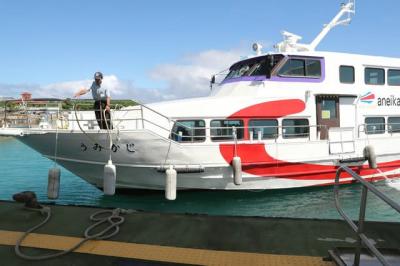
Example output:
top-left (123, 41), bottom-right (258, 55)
top-left (0, 0), bottom-right (399, 102)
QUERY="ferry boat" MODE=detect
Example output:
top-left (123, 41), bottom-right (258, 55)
top-left (2, 1), bottom-right (400, 193)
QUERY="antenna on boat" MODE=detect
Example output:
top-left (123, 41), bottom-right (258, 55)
top-left (274, 0), bottom-right (355, 52)
top-left (309, 0), bottom-right (355, 50)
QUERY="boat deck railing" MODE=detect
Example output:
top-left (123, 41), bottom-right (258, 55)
top-left (333, 165), bottom-right (400, 266)
top-left (3, 99), bottom-right (400, 144)
top-left (358, 122), bottom-right (400, 137)
top-left (0, 99), bottom-right (175, 138)
top-left (2, 99), bottom-right (327, 142)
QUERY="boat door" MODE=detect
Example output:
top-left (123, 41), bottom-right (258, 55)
top-left (316, 95), bottom-right (340, 139)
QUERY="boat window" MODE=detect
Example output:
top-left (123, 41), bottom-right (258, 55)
top-left (321, 99), bottom-right (337, 119)
top-left (388, 69), bottom-right (400, 86)
top-left (210, 120), bottom-right (244, 141)
top-left (282, 119), bottom-right (309, 138)
top-left (339, 65), bottom-right (355, 84)
top-left (248, 119), bottom-right (278, 139)
top-left (224, 55), bottom-right (284, 81)
top-left (365, 117), bottom-right (385, 134)
top-left (388, 117), bottom-right (400, 133)
top-left (278, 59), bottom-right (305, 76)
top-left (365, 68), bottom-right (385, 85)
top-left (278, 58), bottom-right (321, 78)
top-left (248, 59), bottom-right (269, 76)
top-left (305, 60), bottom-right (321, 77)
top-left (171, 120), bottom-right (206, 142)
top-left (225, 65), bottom-right (250, 79)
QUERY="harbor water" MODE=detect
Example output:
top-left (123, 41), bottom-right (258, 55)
top-left (1, 137), bottom-right (399, 222)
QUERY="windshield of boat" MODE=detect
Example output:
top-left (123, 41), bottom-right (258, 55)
top-left (224, 54), bottom-right (284, 80)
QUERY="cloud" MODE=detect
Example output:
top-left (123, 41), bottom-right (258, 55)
top-left (149, 49), bottom-right (243, 100)
top-left (0, 75), bottom-right (131, 100)
top-left (0, 83), bottom-right (41, 100)
top-left (39, 75), bottom-right (131, 99)
top-left (0, 47), bottom-right (244, 103)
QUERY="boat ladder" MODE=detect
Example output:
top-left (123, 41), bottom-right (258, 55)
top-left (328, 165), bottom-right (400, 266)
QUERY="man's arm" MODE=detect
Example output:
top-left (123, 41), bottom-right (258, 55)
top-left (74, 87), bottom-right (90, 98)
top-left (105, 96), bottom-right (111, 111)
top-left (105, 88), bottom-right (111, 111)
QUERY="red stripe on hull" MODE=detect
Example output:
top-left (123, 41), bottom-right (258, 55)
top-left (220, 143), bottom-right (400, 180)
top-left (229, 99), bottom-right (305, 118)
top-left (220, 99), bottom-right (400, 183)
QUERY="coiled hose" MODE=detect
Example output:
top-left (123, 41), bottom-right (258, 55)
top-left (15, 206), bottom-right (132, 260)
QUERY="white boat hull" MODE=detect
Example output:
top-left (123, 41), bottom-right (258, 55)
top-left (13, 130), bottom-right (400, 191)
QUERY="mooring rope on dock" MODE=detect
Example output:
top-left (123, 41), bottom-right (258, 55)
top-left (15, 206), bottom-right (133, 260)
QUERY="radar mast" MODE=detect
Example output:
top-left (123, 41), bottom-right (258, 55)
top-left (274, 0), bottom-right (355, 53)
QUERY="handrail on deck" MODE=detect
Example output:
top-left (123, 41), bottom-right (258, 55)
top-left (334, 165), bottom-right (400, 266)
top-left (1, 99), bottom-right (333, 142)
top-left (358, 122), bottom-right (400, 137)
top-left (0, 99), bottom-right (181, 143)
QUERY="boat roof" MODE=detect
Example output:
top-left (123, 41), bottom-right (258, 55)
top-left (241, 51), bottom-right (400, 66)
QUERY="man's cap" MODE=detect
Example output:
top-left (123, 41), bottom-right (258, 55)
top-left (94, 71), bottom-right (103, 80)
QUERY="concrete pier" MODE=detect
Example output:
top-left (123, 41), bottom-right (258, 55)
top-left (0, 200), bottom-right (399, 265)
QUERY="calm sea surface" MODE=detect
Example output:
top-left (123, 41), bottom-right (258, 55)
top-left (1, 137), bottom-right (399, 222)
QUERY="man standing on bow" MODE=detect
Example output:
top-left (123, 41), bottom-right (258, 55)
top-left (74, 72), bottom-right (112, 129)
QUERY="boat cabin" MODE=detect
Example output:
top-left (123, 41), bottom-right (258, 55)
top-left (168, 51), bottom-right (400, 150)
